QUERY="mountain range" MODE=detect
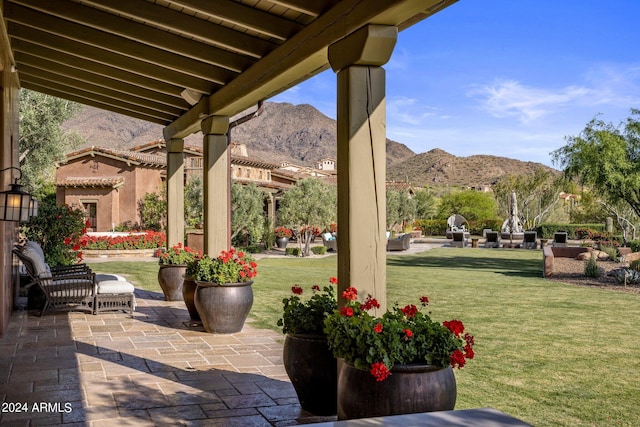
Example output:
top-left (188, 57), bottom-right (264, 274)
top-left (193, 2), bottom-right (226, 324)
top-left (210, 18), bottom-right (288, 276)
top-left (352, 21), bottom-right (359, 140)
top-left (62, 101), bottom-right (556, 187)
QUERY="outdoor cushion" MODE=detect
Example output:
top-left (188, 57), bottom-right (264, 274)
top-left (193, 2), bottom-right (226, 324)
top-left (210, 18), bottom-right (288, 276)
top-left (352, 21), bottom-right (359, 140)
top-left (97, 280), bottom-right (135, 294)
top-left (96, 273), bottom-right (127, 283)
top-left (25, 241), bottom-right (46, 261)
top-left (20, 244), bottom-right (51, 278)
top-left (322, 232), bottom-right (334, 241)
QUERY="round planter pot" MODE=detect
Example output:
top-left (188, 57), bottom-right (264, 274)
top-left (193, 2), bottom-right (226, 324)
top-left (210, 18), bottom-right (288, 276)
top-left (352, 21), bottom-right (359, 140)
top-left (337, 362), bottom-right (456, 420)
top-left (275, 237), bottom-right (289, 249)
top-left (157, 264), bottom-right (187, 301)
top-left (194, 280), bottom-right (253, 333)
top-left (284, 334), bottom-right (337, 416)
top-left (182, 277), bottom-right (200, 321)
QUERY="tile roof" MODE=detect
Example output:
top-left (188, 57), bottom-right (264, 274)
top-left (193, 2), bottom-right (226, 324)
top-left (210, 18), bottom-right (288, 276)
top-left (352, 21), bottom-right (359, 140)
top-left (63, 146), bottom-right (166, 167)
top-left (55, 176), bottom-right (125, 188)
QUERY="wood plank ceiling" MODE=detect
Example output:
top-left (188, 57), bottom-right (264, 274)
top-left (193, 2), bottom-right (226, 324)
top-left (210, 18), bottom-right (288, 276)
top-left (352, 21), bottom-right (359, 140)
top-left (3, 0), bottom-right (456, 138)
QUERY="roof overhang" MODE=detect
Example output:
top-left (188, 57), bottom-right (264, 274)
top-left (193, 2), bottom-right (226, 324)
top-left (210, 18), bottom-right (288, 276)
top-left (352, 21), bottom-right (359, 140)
top-left (3, 0), bottom-right (457, 138)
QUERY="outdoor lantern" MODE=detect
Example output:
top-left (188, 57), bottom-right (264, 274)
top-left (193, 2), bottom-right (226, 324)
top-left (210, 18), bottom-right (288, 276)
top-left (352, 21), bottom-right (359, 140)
top-left (0, 167), bottom-right (34, 222)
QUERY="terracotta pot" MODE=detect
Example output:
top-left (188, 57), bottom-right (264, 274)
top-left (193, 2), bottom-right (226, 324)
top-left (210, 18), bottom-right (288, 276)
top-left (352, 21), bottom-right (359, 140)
top-left (283, 334), bottom-right (337, 415)
top-left (182, 276), bottom-right (200, 321)
top-left (337, 361), bottom-right (456, 420)
top-left (157, 264), bottom-right (187, 301)
top-left (194, 280), bottom-right (253, 333)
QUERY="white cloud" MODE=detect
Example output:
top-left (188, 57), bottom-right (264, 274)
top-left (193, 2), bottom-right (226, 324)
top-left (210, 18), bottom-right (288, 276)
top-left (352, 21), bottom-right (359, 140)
top-left (468, 80), bottom-right (593, 123)
top-left (387, 97), bottom-right (442, 125)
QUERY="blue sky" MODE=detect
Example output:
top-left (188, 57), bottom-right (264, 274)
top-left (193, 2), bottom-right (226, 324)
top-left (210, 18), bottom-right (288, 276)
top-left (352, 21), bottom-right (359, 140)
top-left (272, 0), bottom-right (640, 167)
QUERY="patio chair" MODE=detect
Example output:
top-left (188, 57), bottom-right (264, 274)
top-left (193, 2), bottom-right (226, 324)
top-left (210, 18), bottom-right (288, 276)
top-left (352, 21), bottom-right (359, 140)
top-left (13, 245), bottom-right (96, 316)
top-left (387, 233), bottom-right (411, 251)
top-left (321, 232), bottom-right (337, 252)
top-left (553, 232), bottom-right (568, 247)
top-left (450, 231), bottom-right (468, 248)
top-left (484, 231), bottom-right (501, 248)
top-left (523, 231), bottom-right (538, 249)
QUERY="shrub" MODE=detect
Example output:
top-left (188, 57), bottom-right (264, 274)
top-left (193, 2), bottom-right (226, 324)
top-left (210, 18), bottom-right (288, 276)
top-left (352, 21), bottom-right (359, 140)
top-left (536, 223), bottom-right (606, 239)
top-left (628, 240), bottom-right (640, 253)
top-left (584, 254), bottom-right (600, 278)
top-left (80, 231), bottom-right (166, 250)
top-left (598, 243), bottom-right (619, 260)
top-left (629, 259), bottom-right (640, 272)
top-left (311, 246), bottom-right (327, 255)
top-left (285, 247), bottom-right (302, 256)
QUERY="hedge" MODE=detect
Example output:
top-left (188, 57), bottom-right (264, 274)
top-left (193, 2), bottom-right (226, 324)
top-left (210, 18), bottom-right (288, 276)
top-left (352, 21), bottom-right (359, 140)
top-left (534, 223), bottom-right (606, 239)
top-left (414, 219), bottom-right (503, 236)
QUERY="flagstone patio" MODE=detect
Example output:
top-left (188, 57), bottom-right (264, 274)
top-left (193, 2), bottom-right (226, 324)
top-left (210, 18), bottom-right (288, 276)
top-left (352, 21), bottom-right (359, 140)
top-left (0, 289), bottom-right (335, 426)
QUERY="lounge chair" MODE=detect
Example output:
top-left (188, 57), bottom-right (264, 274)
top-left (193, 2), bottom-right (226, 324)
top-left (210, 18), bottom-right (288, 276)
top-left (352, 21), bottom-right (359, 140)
top-left (553, 232), bottom-right (568, 247)
top-left (523, 231), bottom-right (538, 249)
top-left (484, 231), bottom-right (501, 248)
top-left (387, 233), bottom-right (411, 251)
top-left (14, 241), bottom-right (135, 316)
top-left (321, 232), bottom-right (337, 252)
top-left (450, 231), bottom-right (468, 248)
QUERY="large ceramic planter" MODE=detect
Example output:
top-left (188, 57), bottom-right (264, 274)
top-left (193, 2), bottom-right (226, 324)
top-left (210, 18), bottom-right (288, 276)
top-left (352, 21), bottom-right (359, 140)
top-left (157, 264), bottom-right (187, 301)
top-left (182, 276), bottom-right (200, 321)
top-left (337, 362), bottom-right (456, 420)
top-left (283, 334), bottom-right (337, 416)
top-left (194, 280), bottom-right (253, 333)
top-left (275, 237), bottom-right (289, 249)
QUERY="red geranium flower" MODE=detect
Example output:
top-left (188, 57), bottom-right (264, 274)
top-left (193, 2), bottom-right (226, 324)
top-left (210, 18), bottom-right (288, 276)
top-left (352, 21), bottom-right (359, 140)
top-left (373, 323), bottom-right (383, 333)
top-left (311, 285), bottom-right (320, 292)
top-left (340, 307), bottom-right (354, 317)
top-left (420, 296), bottom-right (429, 306)
top-left (329, 276), bottom-right (338, 285)
top-left (404, 328), bottom-right (413, 338)
top-left (443, 319), bottom-right (465, 338)
top-left (400, 304), bottom-right (418, 318)
top-left (370, 362), bottom-right (391, 382)
top-left (342, 287), bottom-right (358, 301)
top-left (361, 295), bottom-right (380, 311)
top-left (450, 349), bottom-right (466, 369)
top-left (291, 285), bottom-right (303, 295)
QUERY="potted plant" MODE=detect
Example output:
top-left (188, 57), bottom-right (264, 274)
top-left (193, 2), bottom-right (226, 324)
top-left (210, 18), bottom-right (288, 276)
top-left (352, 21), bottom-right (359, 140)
top-left (274, 226), bottom-right (292, 249)
top-left (324, 287), bottom-right (475, 420)
top-left (277, 277), bottom-right (338, 415)
top-left (157, 243), bottom-right (201, 301)
top-left (188, 248), bottom-right (258, 333)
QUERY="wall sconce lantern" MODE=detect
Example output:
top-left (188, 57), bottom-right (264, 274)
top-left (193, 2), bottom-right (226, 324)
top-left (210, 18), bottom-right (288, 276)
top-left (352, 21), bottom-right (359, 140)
top-left (0, 167), bottom-right (37, 222)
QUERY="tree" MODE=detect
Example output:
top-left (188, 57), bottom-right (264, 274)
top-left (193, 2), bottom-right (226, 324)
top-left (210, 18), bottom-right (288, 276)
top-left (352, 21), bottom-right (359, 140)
top-left (18, 90), bottom-right (84, 193)
top-left (386, 188), bottom-right (416, 230)
top-left (277, 178), bottom-right (337, 256)
top-left (231, 182), bottom-right (265, 246)
top-left (436, 190), bottom-right (497, 221)
top-left (492, 168), bottom-right (564, 229)
top-left (552, 109), bottom-right (640, 218)
top-left (139, 191), bottom-right (167, 231)
top-left (184, 177), bottom-right (203, 228)
top-left (413, 188), bottom-right (438, 219)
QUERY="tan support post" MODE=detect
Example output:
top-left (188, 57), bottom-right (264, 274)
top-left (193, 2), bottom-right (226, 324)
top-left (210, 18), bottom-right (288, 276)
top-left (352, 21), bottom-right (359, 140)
top-left (329, 25), bottom-right (397, 313)
top-left (201, 116), bottom-right (230, 256)
top-left (166, 138), bottom-right (184, 248)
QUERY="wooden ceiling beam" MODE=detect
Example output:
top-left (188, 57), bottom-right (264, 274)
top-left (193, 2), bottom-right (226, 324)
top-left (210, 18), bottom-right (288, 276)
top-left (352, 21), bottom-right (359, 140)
top-left (13, 41), bottom-right (186, 99)
top-left (267, 0), bottom-right (335, 17)
top-left (78, 0), bottom-right (275, 59)
top-left (9, 23), bottom-right (218, 93)
top-left (19, 65), bottom-right (186, 116)
top-left (5, 3), bottom-right (238, 84)
top-left (8, 0), bottom-right (254, 73)
top-left (21, 81), bottom-right (172, 124)
top-left (16, 52), bottom-right (187, 109)
top-left (167, 0), bottom-right (302, 40)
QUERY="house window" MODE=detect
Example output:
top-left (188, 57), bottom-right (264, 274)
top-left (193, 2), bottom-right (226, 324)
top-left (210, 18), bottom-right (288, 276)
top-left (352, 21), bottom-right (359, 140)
top-left (83, 202), bottom-right (97, 230)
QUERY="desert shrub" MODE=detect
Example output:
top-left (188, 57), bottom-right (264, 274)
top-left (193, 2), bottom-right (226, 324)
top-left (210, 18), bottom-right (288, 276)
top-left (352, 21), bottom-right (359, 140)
top-left (536, 223), bottom-right (606, 239)
top-left (285, 247), bottom-right (302, 257)
top-left (598, 243), bottom-right (619, 260)
top-left (584, 254), bottom-right (600, 278)
top-left (629, 259), bottom-right (640, 272)
top-left (311, 246), bottom-right (327, 255)
top-left (628, 240), bottom-right (640, 253)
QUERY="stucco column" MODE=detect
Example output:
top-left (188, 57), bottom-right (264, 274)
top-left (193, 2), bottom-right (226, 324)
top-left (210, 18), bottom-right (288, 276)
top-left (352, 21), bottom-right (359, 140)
top-left (202, 116), bottom-right (230, 256)
top-left (166, 138), bottom-right (184, 247)
top-left (266, 192), bottom-right (276, 229)
top-left (329, 25), bottom-right (397, 312)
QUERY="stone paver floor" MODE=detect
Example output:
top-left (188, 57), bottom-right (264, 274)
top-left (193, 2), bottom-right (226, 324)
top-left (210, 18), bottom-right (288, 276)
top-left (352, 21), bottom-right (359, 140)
top-left (0, 289), bottom-right (336, 426)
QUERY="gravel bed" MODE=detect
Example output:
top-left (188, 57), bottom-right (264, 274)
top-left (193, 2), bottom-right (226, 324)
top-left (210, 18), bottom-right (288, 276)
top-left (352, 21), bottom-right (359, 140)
top-left (547, 256), bottom-right (640, 294)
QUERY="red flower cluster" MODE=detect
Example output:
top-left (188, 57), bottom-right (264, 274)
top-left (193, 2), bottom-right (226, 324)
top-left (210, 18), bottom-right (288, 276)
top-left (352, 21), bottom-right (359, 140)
top-left (292, 285), bottom-right (303, 295)
top-left (329, 276), bottom-right (338, 285)
top-left (373, 323), bottom-right (383, 333)
top-left (275, 227), bottom-right (293, 238)
top-left (340, 307), bottom-right (354, 317)
top-left (403, 328), bottom-right (413, 338)
top-left (443, 320), bottom-right (475, 368)
top-left (420, 296), bottom-right (429, 306)
top-left (369, 362), bottom-right (391, 382)
top-left (342, 287), bottom-right (358, 301)
top-left (361, 295), bottom-right (380, 311)
top-left (219, 248), bottom-right (258, 280)
top-left (79, 231), bottom-right (166, 250)
top-left (400, 304), bottom-right (418, 318)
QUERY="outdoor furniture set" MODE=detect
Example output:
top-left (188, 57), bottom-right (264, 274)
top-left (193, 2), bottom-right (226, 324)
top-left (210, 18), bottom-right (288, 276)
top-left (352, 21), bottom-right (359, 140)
top-left (387, 233), bottom-right (411, 251)
top-left (13, 241), bottom-right (135, 316)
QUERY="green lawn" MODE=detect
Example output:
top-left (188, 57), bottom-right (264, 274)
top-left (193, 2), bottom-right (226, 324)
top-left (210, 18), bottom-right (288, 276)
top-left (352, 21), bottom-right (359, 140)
top-left (89, 249), bottom-right (640, 426)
